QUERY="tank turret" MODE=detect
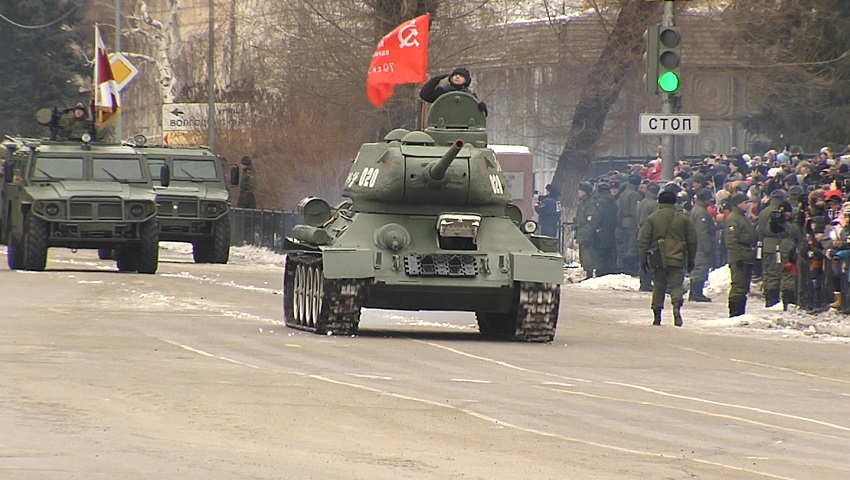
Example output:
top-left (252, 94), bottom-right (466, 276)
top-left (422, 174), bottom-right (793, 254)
top-left (283, 91), bottom-right (563, 343)
top-left (427, 139), bottom-right (464, 182)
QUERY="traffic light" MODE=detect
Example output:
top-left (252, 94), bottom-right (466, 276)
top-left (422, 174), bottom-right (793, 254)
top-left (643, 25), bottom-right (660, 94)
top-left (657, 26), bottom-right (681, 93)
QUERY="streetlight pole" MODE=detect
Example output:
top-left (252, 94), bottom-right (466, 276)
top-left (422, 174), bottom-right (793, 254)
top-left (207, 0), bottom-right (216, 153)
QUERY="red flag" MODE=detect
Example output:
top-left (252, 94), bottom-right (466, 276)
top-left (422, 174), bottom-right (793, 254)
top-left (93, 25), bottom-right (122, 131)
top-left (366, 13), bottom-right (430, 108)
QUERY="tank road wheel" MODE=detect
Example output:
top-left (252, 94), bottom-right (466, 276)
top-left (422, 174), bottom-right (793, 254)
top-left (22, 214), bottom-right (49, 271)
top-left (476, 282), bottom-right (561, 343)
top-left (283, 253), bottom-right (367, 336)
top-left (136, 220), bottom-right (159, 274)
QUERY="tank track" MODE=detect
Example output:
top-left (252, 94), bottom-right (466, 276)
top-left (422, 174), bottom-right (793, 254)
top-left (476, 281), bottom-right (561, 342)
top-left (283, 252), bottom-right (368, 336)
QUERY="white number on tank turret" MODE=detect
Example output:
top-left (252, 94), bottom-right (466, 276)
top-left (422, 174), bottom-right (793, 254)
top-left (489, 174), bottom-right (504, 194)
top-left (358, 167), bottom-right (380, 188)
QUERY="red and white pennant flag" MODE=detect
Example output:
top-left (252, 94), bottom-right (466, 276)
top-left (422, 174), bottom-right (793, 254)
top-left (93, 25), bottom-right (121, 131)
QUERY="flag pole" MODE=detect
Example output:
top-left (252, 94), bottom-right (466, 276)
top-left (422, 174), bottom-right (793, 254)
top-left (114, 0), bottom-right (122, 142)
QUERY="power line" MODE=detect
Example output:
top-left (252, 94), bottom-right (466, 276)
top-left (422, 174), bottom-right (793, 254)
top-left (0, 2), bottom-right (79, 30)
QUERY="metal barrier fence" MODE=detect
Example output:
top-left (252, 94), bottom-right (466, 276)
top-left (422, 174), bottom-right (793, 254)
top-left (229, 208), bottom-right (300, 253)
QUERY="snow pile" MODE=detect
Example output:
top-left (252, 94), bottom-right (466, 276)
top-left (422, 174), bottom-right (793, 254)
top-left (567, 267), bottom-right (850, 341)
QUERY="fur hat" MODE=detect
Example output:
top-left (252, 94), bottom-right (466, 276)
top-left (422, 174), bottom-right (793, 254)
top-left (788, 185), bottom-right (804, 200)
top-left (770, 189), bottom-right (787, 201)
top-left (597, 181), bottom-right (611, 191)
top-left (696, 188), bottom-right (713, 201)
top-left (783, 174), bottom-right (799, 186)
top-left (658, 191), bottom-right (677, 204)
top-left (628, 174), bottom-right (641, 186)
top-left (731, 193), bottom-right (749, 206)
top-left (646, 182), bottom-right (661, 194)
top-left (450, 67), bottom-right (471, 87)
top-left (578, 182), bottom-right (593, 194)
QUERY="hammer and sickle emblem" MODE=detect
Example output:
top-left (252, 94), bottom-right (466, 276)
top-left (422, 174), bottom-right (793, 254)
top-left (397, 22), bottom-right (419, 48)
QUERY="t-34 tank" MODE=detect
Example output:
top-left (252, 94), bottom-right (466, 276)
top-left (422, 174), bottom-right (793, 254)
top-left (283, 91), bottom-right (562, 341)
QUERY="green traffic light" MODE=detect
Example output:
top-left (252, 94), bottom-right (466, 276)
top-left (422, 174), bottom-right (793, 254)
top-left (658, 71), bottom-right (679, 93)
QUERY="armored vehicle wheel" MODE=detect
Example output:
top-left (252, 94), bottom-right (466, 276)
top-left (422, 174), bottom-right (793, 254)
top-left (192, 216), bottom-right (230, 264)
top-left (116, 247), bottom-right (139, 272)
top-left (283, 253), bottom-right (367, 336)
top-left (22, 214), bottom-right (48, 271)
top-left (136, 220), bottom-right (159, 274)
top-left (476, 282), bottom-right (560, 342)
top-left (192, 240), bottom-right (211, 263)
top-left (210, 216), bottom-right (230, 264)
top-left (7, 236), bottom-right (24, 270)
top-left (98, 248), bottom-right (115, 260)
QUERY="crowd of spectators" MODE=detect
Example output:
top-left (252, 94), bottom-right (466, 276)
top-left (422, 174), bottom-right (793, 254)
top-left (570, 143), bottom-right (850, 314)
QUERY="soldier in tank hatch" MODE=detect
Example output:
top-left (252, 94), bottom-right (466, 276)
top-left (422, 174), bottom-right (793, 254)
top-left (419, 67), bottom-right (488, 115)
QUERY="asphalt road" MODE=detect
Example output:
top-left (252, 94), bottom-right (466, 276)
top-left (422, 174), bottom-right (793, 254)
top-left (1, 247), bottom-right (849, 480)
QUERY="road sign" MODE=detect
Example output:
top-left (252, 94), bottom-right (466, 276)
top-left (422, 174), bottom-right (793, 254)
top-left (162, 103), bottom-right (251, 132)
top-left (639, 114), bottom-right (700, 135)
top-left (109, 53), bottom-right (138, 91)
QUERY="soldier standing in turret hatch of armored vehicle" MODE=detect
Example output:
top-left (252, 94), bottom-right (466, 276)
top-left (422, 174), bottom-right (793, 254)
top-left (419, 67), bottom-right (488, 116)
top-left (57, 103), bottom-right (93, 140)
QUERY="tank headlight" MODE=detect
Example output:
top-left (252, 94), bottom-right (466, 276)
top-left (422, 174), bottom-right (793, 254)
top-left (81, 133), bottom-right (92, 143)
top-left (130, 204), bottom-right (144, 217)
top-left (205, 203), bottom-right (219, 214)
top-left (46, 203), bottom-right (60, 216)
top-left (521, 220), bottom-right (538, 234)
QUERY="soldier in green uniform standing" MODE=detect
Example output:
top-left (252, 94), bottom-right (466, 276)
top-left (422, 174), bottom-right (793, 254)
top-left (616, 175), bottom-right (643, 275)
top-left (757, 189), bottom-right (790, 307)
top-left (237, 156), bottom-right (257, 209)
top-left (725, 193), bottom-right (756, 317)
top-left (636, 182), bottom-right (660, 291)
top-left (689, 188), bottom-right (716, 302)
top-left (638, 190), bottom-right (698, 326)
top-left (575, 182), bottom-right (600, 279)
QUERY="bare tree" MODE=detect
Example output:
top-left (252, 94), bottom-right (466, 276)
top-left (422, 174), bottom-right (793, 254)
top-left (551, 0), bottom-right (656, 213)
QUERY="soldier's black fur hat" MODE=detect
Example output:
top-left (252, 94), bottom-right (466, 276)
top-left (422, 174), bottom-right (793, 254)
top-left (658, 191), bottom-right (677, 204)
top-left (450, 67), bottom-right (471, 87)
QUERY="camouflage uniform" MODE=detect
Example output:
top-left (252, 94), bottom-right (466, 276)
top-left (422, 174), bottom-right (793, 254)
top-left (757, 192), bottom-right (789, 307)
top-left (636, 187), bottom-right (659, 291)
top-left (575, 190), bottom-right (600, 279)
top-left (638, 201), bottom-right (698, 326)
top-left (592, 186), bottom-right (619, 276)
top-left (689, 198), bottom-right (716, 301)
top-left (238, 165), bottom-right (257, 209)
top-left (57, 108), bottom-right (92, 140)
top-left (616, 181), bottom-right (642, 275)
top-left (725, 200), bottom-right (756, 317)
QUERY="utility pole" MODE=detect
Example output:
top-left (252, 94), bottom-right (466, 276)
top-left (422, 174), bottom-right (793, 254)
top-left (207, 0), bottom-right (216, 153)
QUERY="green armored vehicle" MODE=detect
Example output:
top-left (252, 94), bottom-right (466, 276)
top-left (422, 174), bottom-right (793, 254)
top-left (283, 92), bottom-right (563, 342)
top-left (140, 143), bottom-right (235, 264)
top-left (1, 135), bottom-right (160, 273)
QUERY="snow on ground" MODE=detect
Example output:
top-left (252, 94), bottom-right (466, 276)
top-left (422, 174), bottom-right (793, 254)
top-left (6, 242), bottom-right (849, 341)
top-left (205, 243), bottom-right (850, 342)
top-left (566, 263), bottom-right (850, 342)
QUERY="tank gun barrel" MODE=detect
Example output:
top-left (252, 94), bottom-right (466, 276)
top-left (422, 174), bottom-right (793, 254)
top-left (428, 139), bottom-right (464, 181)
